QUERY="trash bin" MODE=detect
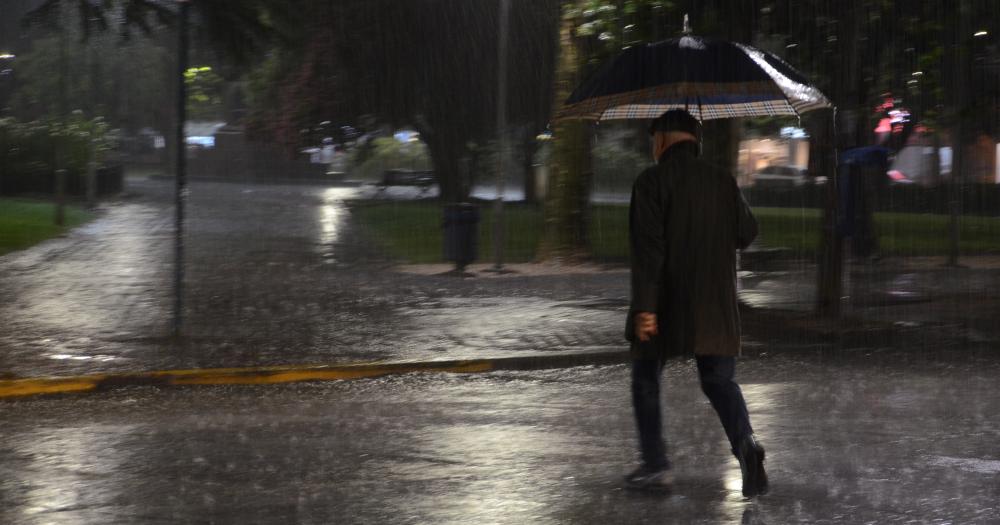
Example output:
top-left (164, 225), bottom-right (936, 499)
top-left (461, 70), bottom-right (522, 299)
top-left (443, 203), bottom-right (479, 271)
top-left (838, 147), bottom-right (889, 258)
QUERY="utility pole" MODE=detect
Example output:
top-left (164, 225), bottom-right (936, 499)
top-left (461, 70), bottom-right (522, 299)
top-left (55, 3), bottom-right (68, 226)
top-left (173, 0), bottom-right (190, 337)
top-left (491, 0), bottom-right (511, 272)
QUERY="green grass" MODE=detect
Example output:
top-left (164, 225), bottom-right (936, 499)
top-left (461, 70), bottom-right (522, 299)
top-left (0, 199), bottom-right (93, 255)
top-left (751, 207), bottom-right (1000, 256)
top-left (351, 201), bottom-right (1000, 263)
top-left (350, 201), bottom-right (542, 263)
top-left (590, 204), bottom-right (631, 260)
top-left (754, 207), bottom-right (821, 257)
top-left (875, 211), bottom-right (1000, 256)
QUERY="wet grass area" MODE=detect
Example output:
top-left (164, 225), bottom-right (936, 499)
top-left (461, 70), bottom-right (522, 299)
top-left (0, 198), bottom-right (93, 255)
top-left (351, 201), bottom-right (1000, 263)
top-left (349, 200), bottom-right (544, 263)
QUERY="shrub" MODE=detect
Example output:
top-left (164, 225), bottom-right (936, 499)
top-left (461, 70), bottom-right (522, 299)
top-left (348, 136), bottom-right (431, 181)
top-left (0, 113), bottom-right (112, 177)
top-left (0, 114), bottom-right (113, 195)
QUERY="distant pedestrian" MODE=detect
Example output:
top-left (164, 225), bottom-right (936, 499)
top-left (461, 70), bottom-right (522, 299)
top-left (624, 110), bottom-right (768, 497)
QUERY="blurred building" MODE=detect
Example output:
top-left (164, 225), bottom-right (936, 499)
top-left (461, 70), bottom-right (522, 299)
top-left (737, 127), bottom-right (810, 187)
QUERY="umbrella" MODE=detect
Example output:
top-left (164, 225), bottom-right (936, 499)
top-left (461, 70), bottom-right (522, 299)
top-left (556, 30), bottom-right (832, 121)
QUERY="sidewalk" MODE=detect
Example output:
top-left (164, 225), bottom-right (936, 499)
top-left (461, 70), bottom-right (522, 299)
top-left (0, 178), bottom-right (630, 380)
top-left (1, 176), bottom-right (997, 383)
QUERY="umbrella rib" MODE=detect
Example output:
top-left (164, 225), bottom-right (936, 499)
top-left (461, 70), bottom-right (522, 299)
top-left (555, 39), bottom-right (831, 122)
top-left (733, 43), bottom-right (831, 115)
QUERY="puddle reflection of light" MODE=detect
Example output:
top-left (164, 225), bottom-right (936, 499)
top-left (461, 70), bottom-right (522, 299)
top-left (48, 354), bottom-right (118, 362)
top-left (724, 466), bottom-right (744, 493)
top-left (711, 382), bottom-right (791, 515)
top-left (396, 422), bottom-right (581, 522)
top-left (15, 426), bottom-right (133, 518)
top-left (21, 204), bottom-right (162, 332)
top-left (711, 465), bottom-right (756, 522)
top-left (741, 381), bottom-right (793, 409)
top-left (317, 188), bottom-right (355, 251)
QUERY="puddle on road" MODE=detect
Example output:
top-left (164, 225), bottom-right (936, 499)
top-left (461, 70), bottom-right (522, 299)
top-left (926, 456), bottom-right (1000, 475)
top-left (315, 187), bottom-right (358, 261)
top-left (47, 353), bottom-right (120, 362)
top-left (395, 296), bottom-right (624, 354)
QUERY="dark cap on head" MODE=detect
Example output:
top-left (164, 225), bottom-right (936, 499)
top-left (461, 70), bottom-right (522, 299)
top-left (648, 110), bottom-right (700, 137)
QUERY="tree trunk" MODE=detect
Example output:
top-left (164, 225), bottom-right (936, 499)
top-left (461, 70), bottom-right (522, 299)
top-left (814, 0), bottom-right (871, 317)
top-left (808, 108), bottom-right (842, 317)
top-left (539, 3), bottom-right (591, 260)
top-left (699, 0), bottom-right (751, 179)
top-left (423, 130), bottom-right (469, 203)
top-left (521, 128), bottom-right (538, 204)
top-left (542, 120), bottom-right (591, 259)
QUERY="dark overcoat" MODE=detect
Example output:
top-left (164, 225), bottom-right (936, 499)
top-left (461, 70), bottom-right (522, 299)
top-left (626, 141), bottom-right (758, 358)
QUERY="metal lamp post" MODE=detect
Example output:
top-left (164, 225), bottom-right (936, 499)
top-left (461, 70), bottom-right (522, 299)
top-left (490, 0), bottom-right (511, 273)
top-left (173, 0), bottom-right (190, 337)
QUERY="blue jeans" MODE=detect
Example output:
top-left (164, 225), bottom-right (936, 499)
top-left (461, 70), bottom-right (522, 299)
top-left (631, 355), bottom-right (754, 469)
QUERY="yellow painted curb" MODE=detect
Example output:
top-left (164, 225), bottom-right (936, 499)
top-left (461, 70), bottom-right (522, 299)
top-left (161, 361), bottom-right (495, 386)
top-left (0, 360), bottom-right (496, 399)
top-left (0, 376), bottom-right (103, 397)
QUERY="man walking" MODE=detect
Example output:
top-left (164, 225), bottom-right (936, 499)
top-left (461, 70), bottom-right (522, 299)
top-left (624, 110), bottom-right (768, 497)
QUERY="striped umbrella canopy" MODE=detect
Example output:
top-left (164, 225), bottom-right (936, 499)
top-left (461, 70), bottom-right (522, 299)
top-left (556, 35), bottom-right (832, 121)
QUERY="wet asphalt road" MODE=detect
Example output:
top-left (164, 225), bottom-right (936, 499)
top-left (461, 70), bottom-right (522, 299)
top-left (2, 351), bottom-right (999, 524)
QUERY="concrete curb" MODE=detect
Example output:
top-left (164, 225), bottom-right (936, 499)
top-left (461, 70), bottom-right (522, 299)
top-left (0, 350), bottom-right (630, 400)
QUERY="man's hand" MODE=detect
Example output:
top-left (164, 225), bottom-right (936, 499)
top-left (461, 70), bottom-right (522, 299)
top-left (634, 312), bottom-right (658, 342)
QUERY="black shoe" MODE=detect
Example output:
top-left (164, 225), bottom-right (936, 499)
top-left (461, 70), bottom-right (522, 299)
top-left (624, 464), bottom-right (674, 492)
top-left (736, 435), bottom-right (769, 497)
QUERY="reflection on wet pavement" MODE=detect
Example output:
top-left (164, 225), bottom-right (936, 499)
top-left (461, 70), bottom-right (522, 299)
top-left (738, 271), bottom-right (814, 311)
top-left (317, 187), bottom-right (355, 258)
top-left (9, 423), bottom-right (134, 519)
top-left (1, 354), bottom-right (998, 523)
top-left (0, 195), bottom-right (175, 373)
top-left (395, 297), bottom-right (623, 356)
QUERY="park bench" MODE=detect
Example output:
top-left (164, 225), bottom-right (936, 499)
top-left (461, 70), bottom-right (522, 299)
top-left (376, 169), bottom-right (436, 195)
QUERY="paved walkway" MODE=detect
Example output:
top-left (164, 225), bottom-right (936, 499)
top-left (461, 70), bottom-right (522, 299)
top-left (1, 177), bottom-right (998, 379)
top-left (0, 178), bottom-right (629, 378)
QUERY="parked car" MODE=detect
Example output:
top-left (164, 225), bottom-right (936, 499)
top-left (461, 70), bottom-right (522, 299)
top-left (751, 165), bottom-right (810, 188)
